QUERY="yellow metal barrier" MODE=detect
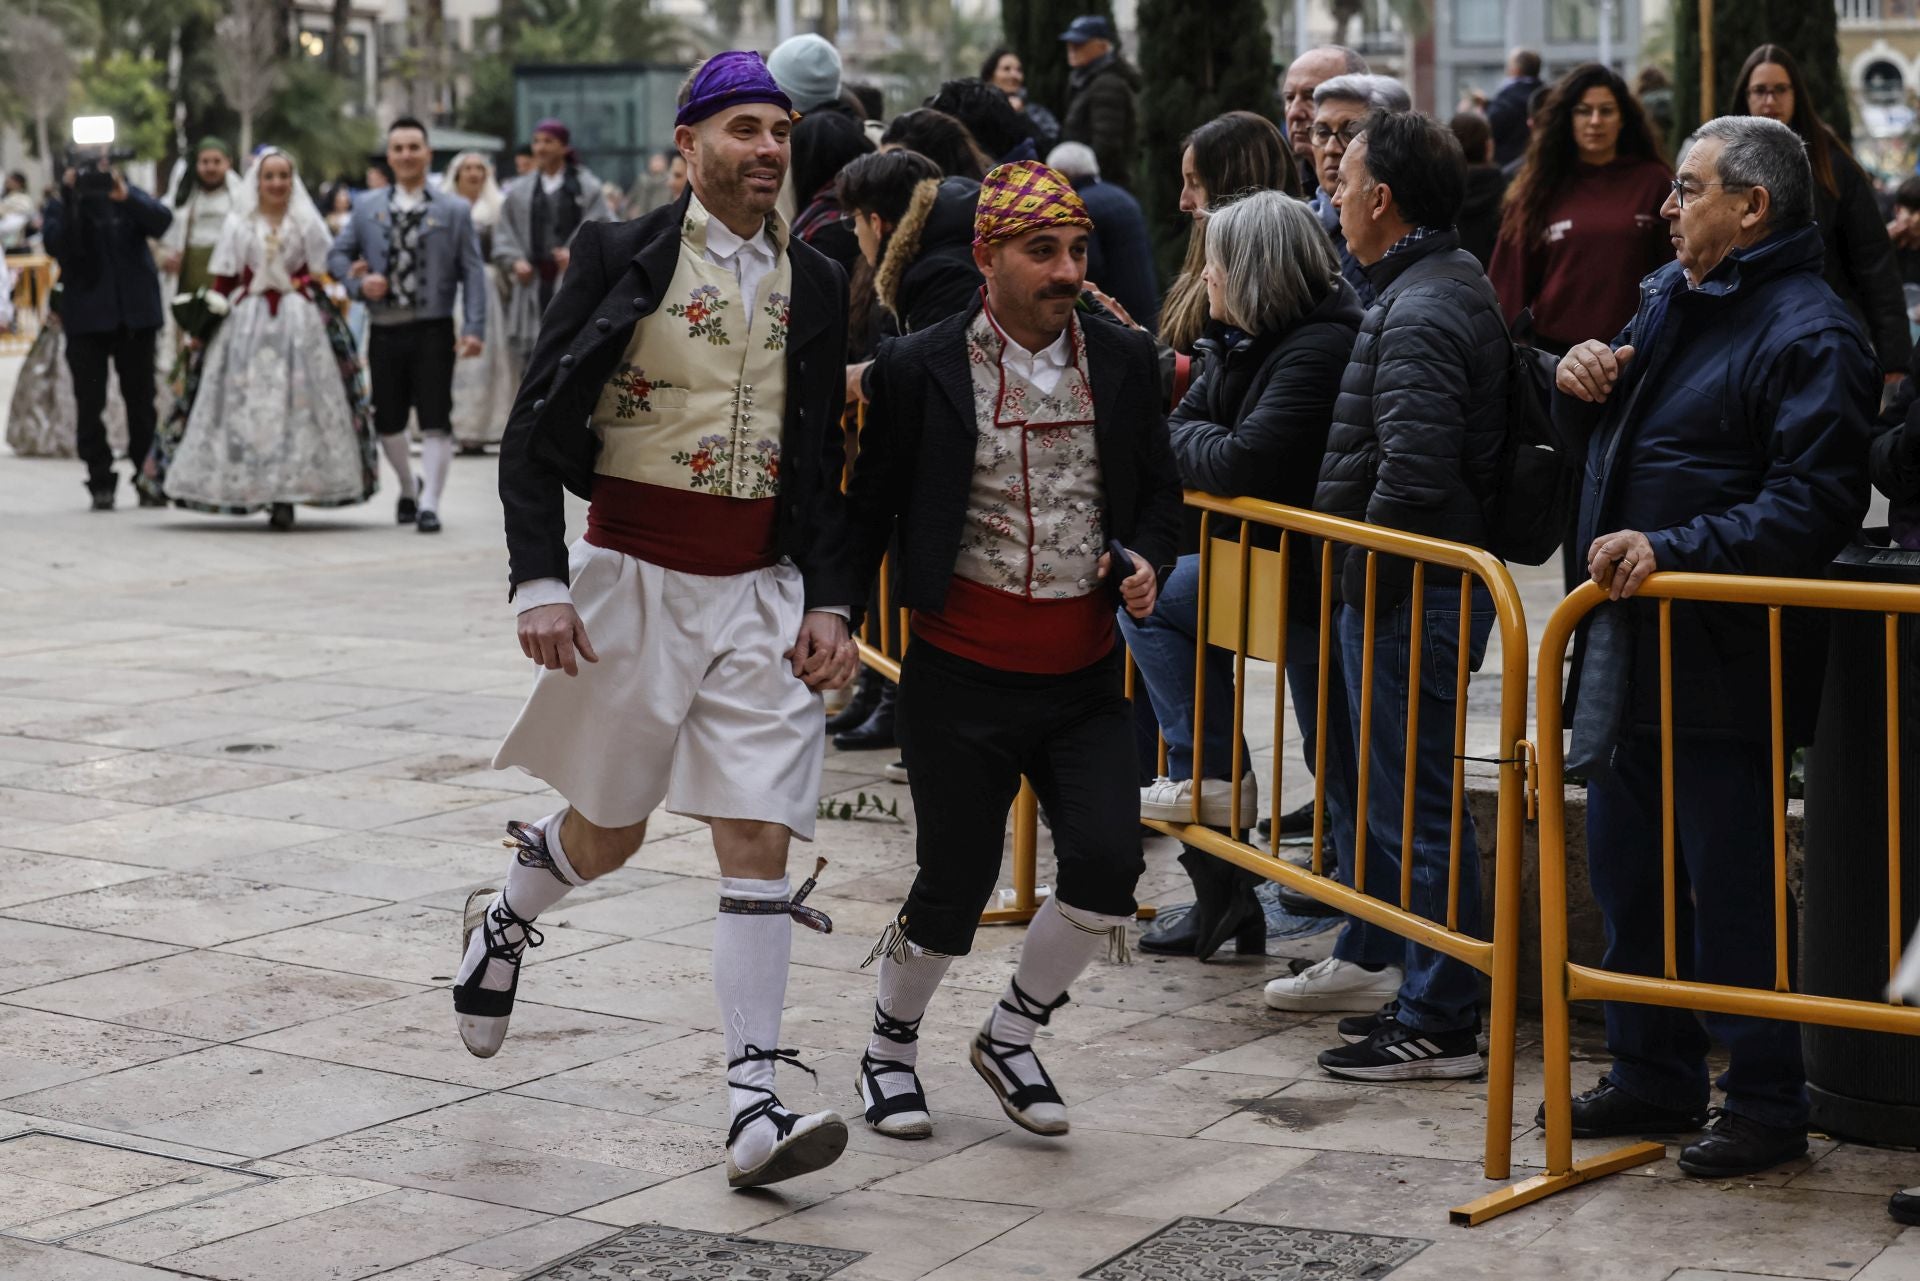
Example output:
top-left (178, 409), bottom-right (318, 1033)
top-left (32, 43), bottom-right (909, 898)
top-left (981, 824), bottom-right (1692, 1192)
top-left (3, 253), bottom-right (55, 355)
top-left (1149, 491), bottom-right (1534, 1190)
top-left (1456, 573), bottom-right (1920, 1225)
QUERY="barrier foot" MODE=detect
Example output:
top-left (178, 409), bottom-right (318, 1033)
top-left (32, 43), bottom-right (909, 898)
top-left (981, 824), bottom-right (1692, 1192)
top-left (1447, 1142), bottom-right (1665, 1226)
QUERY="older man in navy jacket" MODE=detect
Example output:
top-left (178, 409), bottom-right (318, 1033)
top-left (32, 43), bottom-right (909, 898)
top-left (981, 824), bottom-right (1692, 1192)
top-left (42, 156), bottom-right (173, 509)
top-left (1549, 116), bottom-right (1873, 1179)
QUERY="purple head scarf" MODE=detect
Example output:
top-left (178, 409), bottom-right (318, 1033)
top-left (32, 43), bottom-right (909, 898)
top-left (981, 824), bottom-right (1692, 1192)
top-left (675, 51), bottom-right (795, 128)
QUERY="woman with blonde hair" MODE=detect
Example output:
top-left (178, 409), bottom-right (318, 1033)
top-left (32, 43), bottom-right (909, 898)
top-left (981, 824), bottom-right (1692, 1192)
top-left (444, 151), bottom-right (516, 451)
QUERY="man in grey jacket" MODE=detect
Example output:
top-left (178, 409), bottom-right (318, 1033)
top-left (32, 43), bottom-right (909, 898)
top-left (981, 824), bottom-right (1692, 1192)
top-left (328, 117), bottom-right (487, 533)
top-left (494, 118), bottom-right (610, 368)
top-left (1309, 109), bottom-right (1508, 1082)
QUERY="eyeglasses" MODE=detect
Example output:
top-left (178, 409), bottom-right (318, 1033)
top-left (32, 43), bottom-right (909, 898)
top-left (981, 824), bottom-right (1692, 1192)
top-left (1747, 83), bottom-right (1793, 102)
top-left (1311, 120), bottom-right (1365, 147)
top-left (1668, 178), bottom-right (1750, 208)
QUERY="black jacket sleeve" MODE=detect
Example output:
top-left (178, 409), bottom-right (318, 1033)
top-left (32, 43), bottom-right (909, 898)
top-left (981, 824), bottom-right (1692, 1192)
top-left (1125, 327), bottom-right (1184, 580)
top-left (1169, 343), bottom-right (1345, 499)
top-left (844, 335), bottom-right (907, 598)
top-left (1836, 157), bottom-right (1913, 374)
top-left (796, 256), bottom-right (857, 612)
top-left (498, 219), bottom-right (611, 597)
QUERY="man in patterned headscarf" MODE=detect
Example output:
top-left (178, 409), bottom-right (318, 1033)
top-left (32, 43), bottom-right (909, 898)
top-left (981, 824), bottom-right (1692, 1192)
top-left (473, 51), bottom-right (861, 1191)
top-left (842, 160), bottom-right (1181, 1143)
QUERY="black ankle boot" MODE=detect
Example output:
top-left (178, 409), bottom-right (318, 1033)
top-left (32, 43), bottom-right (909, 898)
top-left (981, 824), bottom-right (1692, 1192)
top-left (833, 682), bottom-right (897, 751)
top-left (826, 670), bottom-right (884, 736)
top-left (1195, 865), bottom-right (1265, 963)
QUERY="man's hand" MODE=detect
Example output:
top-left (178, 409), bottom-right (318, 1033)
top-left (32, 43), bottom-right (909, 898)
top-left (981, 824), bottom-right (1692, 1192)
top-left (785, 611), bottom-right (859, 692)
top-left (60, 168), bottom-right (77, 191)
top-left (161, 251), bottom-right (182, 274)
top-left (1100, 549), bottom-right (1158, 619)
top-left (513, 258), bottom-right (535, 284)
top-left (349, 259), bottom-right (370, 278)
top-left (456, 335), bottom-right (483, 358)
top-left (845, 360), bottom-right (872, 406)
top-left (1588, 530), bottom-right (1657, 601)
top-left (1085, 285), bottom-right (1141, 330)
top-left (552, 246), bottom-right (571, 273)
top-left (518, 603), bottom-right (598, 676)
top-left (361, 273), bottom-right (389, 301)
top-left (1556, 341), bottom-right (1636, 404)
top-left (108, 170), bottom-right (128, 202)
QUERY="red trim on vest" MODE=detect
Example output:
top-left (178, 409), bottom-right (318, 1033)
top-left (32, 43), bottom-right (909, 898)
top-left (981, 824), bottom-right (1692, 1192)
top-left (584, 475), bottom-right (778, 575)
top-left (911, 575), bottom-right (1115, 675)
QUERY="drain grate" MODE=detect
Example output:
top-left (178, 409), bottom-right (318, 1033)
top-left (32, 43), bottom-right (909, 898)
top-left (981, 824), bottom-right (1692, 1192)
top-left (0, 1131), bottom-right (271, 1245)
top-left (1082, 1217), bottom-right (1430, 1281)
top-left (529, 1223), bottom-right (865, 1280)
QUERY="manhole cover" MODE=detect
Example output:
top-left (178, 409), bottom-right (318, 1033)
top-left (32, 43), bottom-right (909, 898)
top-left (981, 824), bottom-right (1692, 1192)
top-left (0, 1131), bottom-right (270, 1244)
top-left (222, 743), bottom-right (278, 754)
top-left (529, 1223), bottom-right (864, 1280)
top-left (1082, 1217), bottom-right (1429, 1280)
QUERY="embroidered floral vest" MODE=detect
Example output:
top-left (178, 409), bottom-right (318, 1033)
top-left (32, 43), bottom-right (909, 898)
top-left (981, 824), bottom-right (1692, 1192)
top-left (589, 195), bottom-right (793, 501)
top-left (956, 305), bottom-right (1104, 598)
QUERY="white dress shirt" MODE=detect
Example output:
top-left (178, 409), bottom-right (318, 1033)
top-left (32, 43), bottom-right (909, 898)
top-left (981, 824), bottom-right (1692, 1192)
top-left (538, 168), bottom-right (566, 197)
top-left (998, 324), bottom-right (1072, 398)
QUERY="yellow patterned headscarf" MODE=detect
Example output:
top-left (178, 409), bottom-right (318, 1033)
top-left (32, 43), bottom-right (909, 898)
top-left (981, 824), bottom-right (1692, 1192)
top-left (972, 160), bottom-right (1094, 249)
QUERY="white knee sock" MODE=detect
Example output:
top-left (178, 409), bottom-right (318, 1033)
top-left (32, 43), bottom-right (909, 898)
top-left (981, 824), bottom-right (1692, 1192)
top-left (381, 434), bottom-right (416, 500)
top-left (418, 433), bottom-right (454, 514)
top-left (715, 876), bottom-right (794, 1171)
top-left (988, 898), bottom-right (1130, 1052)
top-left (868, 943), bottom-right (953, 1067)
top-left (455, 810), bottom-right (584, 991)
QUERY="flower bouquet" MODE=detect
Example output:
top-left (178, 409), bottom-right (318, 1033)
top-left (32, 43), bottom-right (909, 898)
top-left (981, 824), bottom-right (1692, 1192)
top-left (170, 287), bottom-right (231, 343)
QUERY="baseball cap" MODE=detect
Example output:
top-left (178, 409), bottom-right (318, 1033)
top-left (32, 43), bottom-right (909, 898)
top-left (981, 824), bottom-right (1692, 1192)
top-left (1059, 15), bottom-right (1117, 44)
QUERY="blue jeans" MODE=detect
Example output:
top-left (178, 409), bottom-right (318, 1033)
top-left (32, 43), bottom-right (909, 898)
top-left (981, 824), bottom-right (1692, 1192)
top-left (1588, 735), bottom-right (1807, 1128)
top-left (1117, 555), bottom-right (1237, 784)
top-left (1337, 588), bottom-right (1494, 1034)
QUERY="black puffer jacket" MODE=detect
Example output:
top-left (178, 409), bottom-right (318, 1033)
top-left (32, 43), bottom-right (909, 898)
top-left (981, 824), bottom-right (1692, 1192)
top-left (1063, 53), bottom-right (1142, 193)
top-left (1171, 279), bottom-right (1362, 618)
top-left (1314, 230), bottom-right (1508, 604)
top-left (1817, 147), bottom-right (1913, 375)
top-left (876, 177), bottom-right (984, 335)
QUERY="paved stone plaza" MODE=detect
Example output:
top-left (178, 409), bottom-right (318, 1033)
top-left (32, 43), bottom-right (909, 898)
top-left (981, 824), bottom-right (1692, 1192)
top-left (1, 383), bottom-right (1916, 1278)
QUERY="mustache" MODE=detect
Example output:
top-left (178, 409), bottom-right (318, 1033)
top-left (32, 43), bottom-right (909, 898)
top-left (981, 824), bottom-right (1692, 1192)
top-left (1037, 283), bottom-right (1080, 300)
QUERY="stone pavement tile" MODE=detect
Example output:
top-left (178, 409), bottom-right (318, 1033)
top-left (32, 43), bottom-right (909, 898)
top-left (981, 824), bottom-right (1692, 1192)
top-left (383, 795), bottom-right (706, 849)
top-left (410, 860), bottom-right (680, 913)
top-left (1181, 1014), bottom-right (1462, 1088)
top-left (7, 1168), bottom-right (265, 1243)
top-left (391, 1091), bottom-right (729, 1184)
top-left (443, 1216), bottom-right (619, 1271)
top-left (1371, 1241), bottom-right (1632, 1281)
top-left (1195, 1078), bottom-right (1506, 1162)
top-left (753, 1189), bottom-right (1036, 1281)
top-left (915, 1209), bottom-right (1169, 1281)
top-left (5, 873), bottom-right (387, 947)
top-left (0, 1130), bottom-right (217, 1199)
top-left (1061, 1067), bottom-right (1291, 1139)
top-left (0, 1238), bottom-right (203, 1279)
top-left (189, 774), bottom-right (519, 831)
top-left (574, 1148), bottom-right (919, 1234)
top-left (11, 707), bottom-right (287, 751)
top-left (1667, 1271), bottom-right (1830, 1280)
top-left (6, 751), bottom-right (310, 806)
top-left (0, 735), bottom-right (129, 766)
top-left (0, 849), bottom-right (156, 907)
top-left (5, 667), bottom-right (261, 708)
top-left (0, 1007), bottom-right (207, 1098)
top-left (278, 1124), bottom-right (663, 1214)
top-left (1226, 1149), bottom-right (1592, 1249)
top-left (170, 722), bottom-right (496, 774)
top-left (872, 1126), bottom-right (1319, 1219)
top-left (219, 903), bottom-right (623, 985)
top-left (4, 951), bottom-right (422, 1042)
top-left (533, 875), bottom-right (725, 939)
top-left (505, 1030), bottom-right (730, 1118)
top-left (61, 1173), bottom-right (397, 1263)
top-left (1788, 1140), bottom-right (1920, 1195)
top-left (345, 751), bottom-right (520, 790)
top-left (328, 662), bottom-right (528, 696)
top-left (0, 1169), bottom-right (118, 1226)
top-left (12, 807), bottom-right (339, 870)
top-left (441, 766), bottom-right (555, 794)
top-left (151, 1186), bottom-right (547, 1281)
top-left (514, 939), bottom-right (858, 1031)
top-left (0, 919), bottom-right (183, 994)
top-left (333, 693), bottom-right (533, 740)
top-left (152, 679), bottom-right (433, 723)
top-left (363, 1263), bottom-right (514, 1281)
top-left (7, 1045), bottom-right (475, 1158)
top-left (0, 784), bottom-right (149, 833)
top-left (240, 991), bottom-right (687, 1090)
top-left (203, 833), bottom-right (520, 902)
top-left (1515, 1177), bottom-right (1898, 1280)
top-left (1856, 1228), bottom-right (1920, 1280)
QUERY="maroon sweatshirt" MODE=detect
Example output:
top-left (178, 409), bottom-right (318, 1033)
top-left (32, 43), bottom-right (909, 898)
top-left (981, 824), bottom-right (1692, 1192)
top-left (1488, 155), bottom-right (1673, 349)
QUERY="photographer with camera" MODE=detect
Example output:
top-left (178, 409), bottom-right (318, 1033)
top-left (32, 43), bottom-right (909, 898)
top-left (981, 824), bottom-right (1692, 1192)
top-left (42, 127), bottom-right (173, 510)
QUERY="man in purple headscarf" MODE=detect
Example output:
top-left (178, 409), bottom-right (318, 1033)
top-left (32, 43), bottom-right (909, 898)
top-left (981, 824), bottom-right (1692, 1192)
top-left (465, 52), bottom-right (861, 1191)
top-left (495, 116), bottom-right (611, 365)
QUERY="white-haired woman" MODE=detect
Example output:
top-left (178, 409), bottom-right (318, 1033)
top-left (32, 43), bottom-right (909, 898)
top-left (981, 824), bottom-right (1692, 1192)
top-left (444, 150), bottom-right (516, 452)
top-left (142, 148), bottom-right (375, 528)
top-left (1123, 193), bottom-right (1384, 987)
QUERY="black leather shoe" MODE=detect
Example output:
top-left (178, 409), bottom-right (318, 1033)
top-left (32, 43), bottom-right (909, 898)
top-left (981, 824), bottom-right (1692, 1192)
top-left (137, 488), bottom-right (167, 508)
top-left (88, 485), bottom-right (116, 511)
top-left (396, 495), bottom-right (417, 524)
top-left (268, 503), bottom-right (295, 530)
top-left (1533, 1078), bottom-right (1709, 1138)
top-left (1274, 800), bottom-right (1316, 838)
top-left (833, 684), bottom-right (896, 751)
top-left (1890, 1188), bottom-right (1920, 1226)
top-left (1276, 880), bottom-right (1341, 917)
top-left (826, 672), bottom-right (884, 736)
top-left (1677, 1108), bottom-right (1807, 1178)
top-left (417, 510), bottom-right (442, 534)
top-left (1138, 908), bottom-right (1201, 956)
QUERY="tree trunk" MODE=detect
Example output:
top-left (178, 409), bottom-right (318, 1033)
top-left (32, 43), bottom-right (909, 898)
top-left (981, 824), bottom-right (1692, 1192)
top-left (329, 0), bottom-right (352, 77)
top-left (34, 113), bottom-right (52, 177)
top-left (1671, 0), bottom-right (1849, 149)
top-left (238, 112), bottom-right (253, 159)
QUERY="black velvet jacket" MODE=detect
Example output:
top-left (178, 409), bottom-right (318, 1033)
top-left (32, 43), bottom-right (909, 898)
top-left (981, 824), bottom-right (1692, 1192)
top-left (498, 189), bottom-right (858, 609)
top-left (847, 296), bottom-right (1183, 616)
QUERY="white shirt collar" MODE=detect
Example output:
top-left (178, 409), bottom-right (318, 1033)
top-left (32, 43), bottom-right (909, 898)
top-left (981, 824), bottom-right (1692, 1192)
top-left (705, 214), bottom-right (774, 264)
top-left (1000, 324), bottom-right (1071, 372)
top-left (538, 168), bottom-right (566, 195)
top-left (390, 183), bottom-right (428, 211)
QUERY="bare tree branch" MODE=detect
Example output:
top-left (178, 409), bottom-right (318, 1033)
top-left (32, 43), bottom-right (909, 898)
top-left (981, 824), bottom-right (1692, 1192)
top-left (215, 0), bottom-right (285, 157)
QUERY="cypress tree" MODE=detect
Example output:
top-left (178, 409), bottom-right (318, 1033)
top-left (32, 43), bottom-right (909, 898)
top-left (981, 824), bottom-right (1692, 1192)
top-left (1135, 0), bottom-right (1278, 280)
top-left (1670, 0), bottom-right (1849, 149)
top-left (1000, 0), bottom-right (1115, 122)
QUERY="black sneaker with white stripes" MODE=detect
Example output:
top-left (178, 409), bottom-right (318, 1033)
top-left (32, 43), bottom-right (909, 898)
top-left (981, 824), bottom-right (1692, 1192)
top-left (1317, 1015), bottom-right (1484, 1081)
top-left (1337, 1001), bottom-right (1491, 1055)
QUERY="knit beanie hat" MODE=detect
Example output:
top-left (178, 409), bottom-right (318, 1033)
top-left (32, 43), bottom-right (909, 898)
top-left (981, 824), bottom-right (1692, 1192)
top-left (767, 34), bottom-right (843, 114)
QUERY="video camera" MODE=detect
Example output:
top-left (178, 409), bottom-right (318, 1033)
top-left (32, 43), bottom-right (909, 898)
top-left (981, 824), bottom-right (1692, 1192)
top-left (65, 117), bottom-right (134, 197)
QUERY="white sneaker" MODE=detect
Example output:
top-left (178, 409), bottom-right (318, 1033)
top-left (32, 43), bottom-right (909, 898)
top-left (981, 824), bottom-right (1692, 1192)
top-left (1139, 773), bottom-right (1259, 828)
top-left (1262, 956), bottom-right (1404, 1012)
